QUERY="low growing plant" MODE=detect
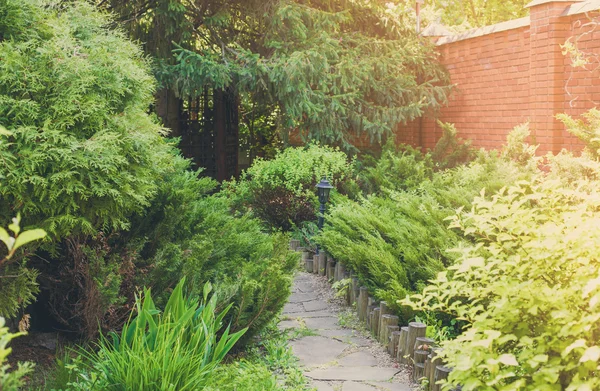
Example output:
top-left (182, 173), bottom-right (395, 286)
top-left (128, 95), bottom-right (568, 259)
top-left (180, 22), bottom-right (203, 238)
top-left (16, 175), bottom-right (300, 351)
top-left (0, 316), bottom-right (34, 391)
top-left (70, 279), bottom-right (246, 390)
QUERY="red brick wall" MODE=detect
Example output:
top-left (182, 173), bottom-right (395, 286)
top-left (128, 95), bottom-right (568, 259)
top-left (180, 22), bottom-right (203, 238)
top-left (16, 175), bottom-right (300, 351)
top-left (402, 1), bottom-right (600, 154)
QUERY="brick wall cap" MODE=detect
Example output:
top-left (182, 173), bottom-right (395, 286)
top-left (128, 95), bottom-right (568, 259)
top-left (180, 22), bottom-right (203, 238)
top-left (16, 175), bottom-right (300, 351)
top-left (561, 0), bottom-right (600, 16)
top-left (437, 17), bottom-right (530, 45)
top-left (525, 0), bottom-right (583, 8)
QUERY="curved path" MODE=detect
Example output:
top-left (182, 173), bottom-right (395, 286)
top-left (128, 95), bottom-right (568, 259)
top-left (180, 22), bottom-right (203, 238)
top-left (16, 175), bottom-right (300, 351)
top-left (280, 272), bottom-right (414, 391)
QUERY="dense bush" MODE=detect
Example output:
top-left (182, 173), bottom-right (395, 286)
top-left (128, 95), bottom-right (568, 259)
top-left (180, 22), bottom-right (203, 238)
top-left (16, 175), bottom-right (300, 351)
top-left (402, 113), bottom-right (600, 390)
top-left (224, 144), bottom-right (352, 230)
top-left (404, 169), bottom-right (600, 390)
top-left (117, 156), bottom-right (297, 343)
top-left (319, 129), bottom-right (531, 320)
top-left (0, 0), bottom-right (295, 345)
top-left (0, 0), bottom-right (171, 319)
top-left (66, 280), bottom-right (246, 390)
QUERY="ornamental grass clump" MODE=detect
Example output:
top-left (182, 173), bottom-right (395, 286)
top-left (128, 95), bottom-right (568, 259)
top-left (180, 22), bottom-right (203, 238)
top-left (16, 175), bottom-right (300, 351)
top-left (74, 279), bottom-right (246, 390)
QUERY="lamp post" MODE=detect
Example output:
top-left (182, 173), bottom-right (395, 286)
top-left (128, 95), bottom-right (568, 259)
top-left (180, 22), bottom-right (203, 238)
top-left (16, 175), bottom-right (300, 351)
top-left (315, 177), bottom-right (334, 255)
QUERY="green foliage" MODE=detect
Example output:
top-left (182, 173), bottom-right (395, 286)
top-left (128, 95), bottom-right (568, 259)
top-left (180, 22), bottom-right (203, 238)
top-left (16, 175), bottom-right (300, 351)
top-left (320, 133), bottom-right (530, 321)
top-left (353, 139), bottom-right (434, 197)
top-left (557, 108), bottom-right (600, 158)
top-left (318, 193), bottom-right (459, 318)
top-left (122, 155), bottom-right (297, 343)
top-left (0, 316), bottom-right (34, 391)
top-left (0, 214), bottom-right (46, 317)
top-left (264, 0), bottom-right (451, 149)
top-left (70, 279), bottom-right (246, 390)
top-left (402, 159), bottom-right (600, 390)
top-left (225, 144), bottom-right (351, 230)
top-left (425, 0), bottom-right (529, 29)
top-left (110, 0), bottom-right (450, 151)
top-left (205, 320), bottom-right (315, 391)
top-left (431, 121), bottom-right (475, 170)
top-left (501, 122), bottom-right (539, 168)
top-left (0, 0), bottom-right (172, 240)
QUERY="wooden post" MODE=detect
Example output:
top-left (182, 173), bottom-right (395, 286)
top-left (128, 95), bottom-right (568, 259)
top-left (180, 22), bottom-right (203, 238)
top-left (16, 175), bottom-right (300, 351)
top-left (305, 258), bottom-right (314, 273)
top-left (350, 276), bottom-right (359, 305)
top-left (313, 253), bottom-right (319, 273)
top-left (372, 308), bottom-right (381, 337)
top-left (425, 354), bottom-right (432, 389)
top-left (380, 315), bottom-right (399, 347)
top-left (433, 366), bottom-right (452, 391)
top-left (326, 259), bottom-right (335, 280)
top-left (290, 240), bottom-right (300, 251)
top-left (337, 263), bottom-right (346, 282)
top-left (302, 251), bottom-right (309, 261)
top-left (386, 326), bottom-right (399, 355)
top-left (428, 347), bottom-right (443, 389)
top-left (407, 322), bottom-right (427, 363)
top-left (397, 326), bottom-right (409, 364)
top-left (414, 337), bottom-right (436, 353)
top-left (358, 287), bottom-right (368, 321)
top-left (366, 304), bottom-right (377, 328)
top-left (413, 350), bottom-right (428, 381)
top-left (318, 252), bottom-right (327, 276)
top-left (378, 302), bottom-right (390, 343)
top-left (389, 330), bottom-right (401, 357)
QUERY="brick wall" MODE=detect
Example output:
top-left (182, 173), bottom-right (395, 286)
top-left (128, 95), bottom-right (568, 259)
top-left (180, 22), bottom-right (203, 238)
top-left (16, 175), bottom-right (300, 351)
top-left (403, 0), bottom-right (600, 154)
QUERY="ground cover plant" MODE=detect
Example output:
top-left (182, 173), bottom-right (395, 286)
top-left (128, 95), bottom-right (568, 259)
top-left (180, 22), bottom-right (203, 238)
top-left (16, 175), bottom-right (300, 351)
top-left (402, 112), bottom-right (600, 390)
top-left (318, 129), bottom-right (531, 320)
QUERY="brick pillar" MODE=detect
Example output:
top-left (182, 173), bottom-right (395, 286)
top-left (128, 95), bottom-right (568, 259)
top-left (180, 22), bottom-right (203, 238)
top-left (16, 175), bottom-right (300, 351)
top-left (527, 0), bottom-right (582, 154)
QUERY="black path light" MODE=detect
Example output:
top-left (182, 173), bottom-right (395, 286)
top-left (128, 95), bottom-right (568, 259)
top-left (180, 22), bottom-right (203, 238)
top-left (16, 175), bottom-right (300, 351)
top-left (315, 177), bottom-right (334, 255)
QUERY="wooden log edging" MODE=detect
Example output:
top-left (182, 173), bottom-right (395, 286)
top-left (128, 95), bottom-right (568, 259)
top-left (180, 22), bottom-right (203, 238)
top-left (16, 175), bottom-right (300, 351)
top-left (289, 239), bottom-right (458, 391)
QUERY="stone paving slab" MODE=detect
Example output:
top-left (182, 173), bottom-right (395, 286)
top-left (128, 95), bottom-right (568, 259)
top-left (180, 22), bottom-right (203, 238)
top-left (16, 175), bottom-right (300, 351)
top-left (281, 272), bottom-right (412, 390)
top-left (290, 336), bottom-right (348, 367)
top-left (283, 302), bottom-right (306, 314)
top-left (367, 382), bottom-right (412, 391)
top-left (305, 366), bottom-right (400, 381)
top-left (303, 316), bottom-right (343, 330)
top-left (303, 300), bottom-right (330, 312)
top-left (289, 292), bottom-right (319, 303)
top-left (338, 351), bottom-right (379, 367)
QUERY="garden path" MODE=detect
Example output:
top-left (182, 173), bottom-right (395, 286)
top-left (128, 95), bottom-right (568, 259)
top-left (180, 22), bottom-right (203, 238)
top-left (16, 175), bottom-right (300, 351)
top-left (280, 272), bottom-right (413, 391)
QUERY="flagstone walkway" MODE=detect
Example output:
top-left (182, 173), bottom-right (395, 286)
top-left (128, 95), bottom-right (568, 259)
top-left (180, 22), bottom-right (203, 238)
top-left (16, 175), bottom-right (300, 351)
top-left (280, 272), bottom-right (414, 391)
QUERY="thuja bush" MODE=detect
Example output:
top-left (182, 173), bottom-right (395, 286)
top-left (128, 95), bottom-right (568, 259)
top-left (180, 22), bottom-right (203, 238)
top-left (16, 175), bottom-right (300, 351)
top-left (0, 0), bottom-right (172, 319)
top-left (403, 167), bottom-right (600, 390)
top-left (224, 144), bottom-right (352, 230)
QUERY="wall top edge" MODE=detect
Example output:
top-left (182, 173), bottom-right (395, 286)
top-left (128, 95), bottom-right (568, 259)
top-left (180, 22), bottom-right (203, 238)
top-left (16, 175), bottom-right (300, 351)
top-left (526, 0), bottom-right (583, 8)
top-left (436, 17), bottom-right (530, 46)
top-left (561, 0), bottom-right (600, 15)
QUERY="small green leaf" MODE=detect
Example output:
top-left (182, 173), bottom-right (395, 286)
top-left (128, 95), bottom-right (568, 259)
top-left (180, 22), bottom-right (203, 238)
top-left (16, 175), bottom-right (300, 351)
top-left (498, 354), bottom-right (518, 366)
top-left (13, 229), bottom-right (46, 252)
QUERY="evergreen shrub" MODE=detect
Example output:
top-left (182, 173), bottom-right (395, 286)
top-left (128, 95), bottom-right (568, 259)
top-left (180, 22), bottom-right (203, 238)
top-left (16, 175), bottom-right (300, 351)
top-left (319, 128), bottom-right (531, 320)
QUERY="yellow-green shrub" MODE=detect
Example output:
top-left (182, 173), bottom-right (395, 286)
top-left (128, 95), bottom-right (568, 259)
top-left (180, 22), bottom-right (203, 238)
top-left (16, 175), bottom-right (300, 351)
top-left (403, 167), bottom-right (600, 390)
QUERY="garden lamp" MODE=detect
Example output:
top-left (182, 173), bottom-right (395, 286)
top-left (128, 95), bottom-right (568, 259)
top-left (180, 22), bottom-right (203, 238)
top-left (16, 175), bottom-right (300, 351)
top-left (315, 177), bottom-right (334, 254)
